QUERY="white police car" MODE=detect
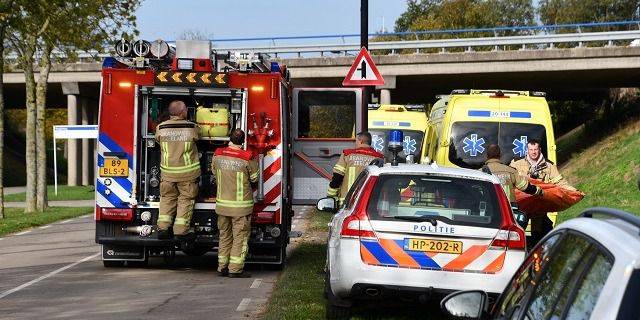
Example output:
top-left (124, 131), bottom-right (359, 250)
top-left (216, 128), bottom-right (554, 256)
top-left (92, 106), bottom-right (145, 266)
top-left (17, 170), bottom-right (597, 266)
top-left (440, 207), bottom-right (640, 320)
top-left (317, 161), bottom-right (527, 319)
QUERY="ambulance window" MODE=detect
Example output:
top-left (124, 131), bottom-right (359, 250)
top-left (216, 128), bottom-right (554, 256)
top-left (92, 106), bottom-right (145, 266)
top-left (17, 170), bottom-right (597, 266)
top-left (297, 91), bottom-right (356, 138)
top-left (498, 123), bottom-right (547, 164)
top-left (449, 122), bottom-right (499, 169)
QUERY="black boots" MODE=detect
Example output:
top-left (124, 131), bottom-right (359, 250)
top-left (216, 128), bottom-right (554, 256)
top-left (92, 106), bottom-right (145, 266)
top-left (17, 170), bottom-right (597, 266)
top-left (157, 229), bottom-right (172, 240)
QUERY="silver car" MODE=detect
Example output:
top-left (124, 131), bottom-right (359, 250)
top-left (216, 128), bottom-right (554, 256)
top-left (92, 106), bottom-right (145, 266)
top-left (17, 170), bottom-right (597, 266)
top-left (441, 207), bottom-right (640, 320)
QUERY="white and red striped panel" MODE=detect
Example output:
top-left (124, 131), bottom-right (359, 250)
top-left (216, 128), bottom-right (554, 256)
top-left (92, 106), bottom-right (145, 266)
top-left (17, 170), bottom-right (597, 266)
top-left (255, 143), bottom-right (283, 223)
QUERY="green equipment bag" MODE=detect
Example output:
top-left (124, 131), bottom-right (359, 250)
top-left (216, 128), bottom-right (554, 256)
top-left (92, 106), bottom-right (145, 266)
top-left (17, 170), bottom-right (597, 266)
top-left (196, 105), bottom-right (230, 137)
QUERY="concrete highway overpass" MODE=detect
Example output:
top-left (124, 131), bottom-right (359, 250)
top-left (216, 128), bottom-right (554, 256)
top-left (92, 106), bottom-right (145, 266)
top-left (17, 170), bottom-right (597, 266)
top-left (4, 45), bottom-right (640, 184)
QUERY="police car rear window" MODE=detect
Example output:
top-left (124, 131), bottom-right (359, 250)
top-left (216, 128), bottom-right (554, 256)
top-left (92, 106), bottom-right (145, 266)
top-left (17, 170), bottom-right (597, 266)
top-left (449, 122), bottom-right (547, 169)
top-left (366, 174), bottom-right (502, 228)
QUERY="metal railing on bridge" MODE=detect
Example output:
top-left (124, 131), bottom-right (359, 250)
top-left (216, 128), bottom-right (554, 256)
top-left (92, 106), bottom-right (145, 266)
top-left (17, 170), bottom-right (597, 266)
top-left (6, 20), bottom-right (640, 63)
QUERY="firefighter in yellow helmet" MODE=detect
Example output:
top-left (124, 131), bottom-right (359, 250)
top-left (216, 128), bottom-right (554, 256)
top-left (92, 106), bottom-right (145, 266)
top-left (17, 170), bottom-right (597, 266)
top-left (212, 129), bottom-right (259, 278)
top-left (155, 100), bottom-right (200, 240)
top-left (327, 132), bottom-right (384, 204)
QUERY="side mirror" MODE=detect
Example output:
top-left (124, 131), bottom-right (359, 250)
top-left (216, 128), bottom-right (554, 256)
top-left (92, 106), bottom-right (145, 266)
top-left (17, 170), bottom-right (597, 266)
top-left (316, 197), bottom-right (338, 213)
top-left (440, 290), bottom-right (488, 320)
top-left (512, 208), bottom-right (529, 230)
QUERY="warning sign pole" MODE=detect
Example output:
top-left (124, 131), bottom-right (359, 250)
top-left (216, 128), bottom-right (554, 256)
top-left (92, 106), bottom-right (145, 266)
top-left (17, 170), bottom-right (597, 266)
top-left (361, 0), bottom-right (369, 131)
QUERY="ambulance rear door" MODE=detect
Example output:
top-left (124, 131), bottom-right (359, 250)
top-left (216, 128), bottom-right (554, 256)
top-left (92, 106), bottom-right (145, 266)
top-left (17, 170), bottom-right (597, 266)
top-left (292, 88), bottom-right (362, 204)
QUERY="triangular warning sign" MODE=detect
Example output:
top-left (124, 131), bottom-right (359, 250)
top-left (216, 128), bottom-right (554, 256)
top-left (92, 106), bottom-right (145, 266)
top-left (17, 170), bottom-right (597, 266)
top-left (342, 47), bottom-right (385, 86)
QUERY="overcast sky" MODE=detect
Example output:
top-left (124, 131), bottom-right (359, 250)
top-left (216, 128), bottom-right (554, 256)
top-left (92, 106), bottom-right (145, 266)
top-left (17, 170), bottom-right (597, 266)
top-left (136, 0), bottom-right (408, 42)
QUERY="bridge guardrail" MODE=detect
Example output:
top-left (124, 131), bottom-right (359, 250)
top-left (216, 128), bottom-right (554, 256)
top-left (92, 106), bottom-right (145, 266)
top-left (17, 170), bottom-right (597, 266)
top-left (5, 21), bottom-right (640, 62)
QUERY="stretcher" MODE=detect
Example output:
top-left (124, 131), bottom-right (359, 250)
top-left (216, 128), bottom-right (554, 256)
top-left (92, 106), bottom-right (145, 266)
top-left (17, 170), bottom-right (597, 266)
top-left (515, 179), bottom-right (584, 215)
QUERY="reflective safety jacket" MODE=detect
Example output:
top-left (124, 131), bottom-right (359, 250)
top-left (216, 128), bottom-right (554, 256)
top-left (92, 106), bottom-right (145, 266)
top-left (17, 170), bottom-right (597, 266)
top-left (327, 147), bottom-right (384, 202)
top-left (483, 159), bottom-right (541, 202)
top-left (212, 145), bottom-right (259, 217)
top-left (156, 117), bottom-right (201, 182)
top-left (511, 157), bottom-right (575, 190)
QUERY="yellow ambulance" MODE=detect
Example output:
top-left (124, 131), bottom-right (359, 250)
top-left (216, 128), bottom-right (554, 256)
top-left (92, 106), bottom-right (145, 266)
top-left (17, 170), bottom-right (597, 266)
top-left (424, 89), bottom-right (556, 167)
top-left (424, 89), bottom-right (558, 228)
top-left (368, 104), bottom-right (429, 163)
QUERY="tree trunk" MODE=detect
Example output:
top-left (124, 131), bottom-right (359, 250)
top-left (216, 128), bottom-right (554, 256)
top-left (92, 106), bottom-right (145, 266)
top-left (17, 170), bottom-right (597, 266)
top-left (23, 35), bottom-right (38, 213)
top-left (0, 26), bottom-right (5, 219)
top-left (36, 44), bottom-right (52, 211)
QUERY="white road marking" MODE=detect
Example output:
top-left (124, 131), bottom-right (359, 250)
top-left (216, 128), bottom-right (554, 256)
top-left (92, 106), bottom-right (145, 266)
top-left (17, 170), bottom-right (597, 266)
top-left (0, 252), bottom-right (100, 300)
top-left (60, 219), bottom-right (73, 224)
top-left (39, 225), bottom-right (50, 230)
top-left (15, 230), bottom-right (31, 236)
top-left (250, 279), bottom-right (262, 289)
top-left (236, 298), bottom-right (251, 312)
top-left (0, 238), bottom-right (4, 241)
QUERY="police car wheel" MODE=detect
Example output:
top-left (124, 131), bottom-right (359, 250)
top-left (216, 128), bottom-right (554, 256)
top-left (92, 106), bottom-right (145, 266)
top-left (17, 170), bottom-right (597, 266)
top-left (103, 260), bottom-right (125, 268)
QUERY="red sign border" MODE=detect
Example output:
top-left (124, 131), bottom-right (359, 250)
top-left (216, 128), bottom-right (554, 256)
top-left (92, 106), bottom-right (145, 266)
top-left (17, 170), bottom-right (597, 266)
top-left (342, 47), bottom-right (385, 86)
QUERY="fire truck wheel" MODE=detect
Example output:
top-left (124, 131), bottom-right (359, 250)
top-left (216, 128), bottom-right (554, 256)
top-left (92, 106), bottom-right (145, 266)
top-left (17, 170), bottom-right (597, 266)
top-left (103, 260), bottom-right (125, 268)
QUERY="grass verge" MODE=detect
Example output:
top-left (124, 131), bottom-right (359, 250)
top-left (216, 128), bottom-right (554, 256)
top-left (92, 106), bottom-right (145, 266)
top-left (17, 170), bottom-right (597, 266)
top-left (4, 185), bottom-right (95, 202)
top-left (559, 119), bottom-right (640, 222)
top-left (0, 207), bottom-right (93, 236)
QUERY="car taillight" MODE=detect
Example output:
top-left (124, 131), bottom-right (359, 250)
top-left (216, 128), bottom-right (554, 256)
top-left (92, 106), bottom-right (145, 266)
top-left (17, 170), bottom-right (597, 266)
top-left (252, 211), bottom-right (275, 224)
top-left (340, 177), bottom-right (378, 239)
top-left (490, 226), bottom-right (526, 250)
top-left (491, 184), bottom-right (526, 250)
top-left (100, 208), bottom-right (133, 221)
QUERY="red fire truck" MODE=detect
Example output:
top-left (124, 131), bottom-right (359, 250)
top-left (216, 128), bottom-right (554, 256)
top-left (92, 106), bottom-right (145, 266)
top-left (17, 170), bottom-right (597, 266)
top-left (95, 40), bottom-right (293, 267)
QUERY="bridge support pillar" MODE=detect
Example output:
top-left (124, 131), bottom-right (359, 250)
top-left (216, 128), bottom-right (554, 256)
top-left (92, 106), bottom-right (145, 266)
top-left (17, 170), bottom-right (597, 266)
top-left (380, 89), bottom-right (391, 104)
top-left (81, 98), bottom-right (93, 186)
top-left (376, 76), bottom-right (396, 105)
top-left (66, 94), bottom-right (80, 186)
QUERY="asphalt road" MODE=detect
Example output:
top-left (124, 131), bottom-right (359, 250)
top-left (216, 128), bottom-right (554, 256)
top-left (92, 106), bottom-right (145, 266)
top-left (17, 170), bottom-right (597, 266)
top-left (0, 207), bottom-right (311, 320)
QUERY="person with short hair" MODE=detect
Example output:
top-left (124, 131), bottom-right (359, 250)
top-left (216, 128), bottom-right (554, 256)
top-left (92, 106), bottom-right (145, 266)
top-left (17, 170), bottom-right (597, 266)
top-left (212, 129), bottom-right (258, 278)
top-left (155, 100), bottom-right (200, 240)
top-left (511, 139), bottom-right (577, 244)
top-left (327, 132), bottom-right (384, 204)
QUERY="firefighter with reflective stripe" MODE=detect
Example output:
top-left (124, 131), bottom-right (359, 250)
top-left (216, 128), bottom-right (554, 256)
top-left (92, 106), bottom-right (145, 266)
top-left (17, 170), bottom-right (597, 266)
top-left (511, 138), bottom-right (577, 245)
top-left (483, 144), bottom-right (542, 202)
top-left (327, 132), bottom-right (384, 203)
top-left (155, 100), bottom-right (201, 240)
top-left (212, 129), bottom-right (259, 278)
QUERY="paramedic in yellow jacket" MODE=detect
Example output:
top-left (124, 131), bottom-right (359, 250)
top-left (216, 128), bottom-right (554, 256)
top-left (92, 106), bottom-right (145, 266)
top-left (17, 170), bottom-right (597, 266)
top-left (511, 138), bottom-right (577, 244)
top-left (156, 100), bottom-right (201, 240)
top-left (327, 132), bottom-right (384, 204)
top-left (212, 129), bottom-right (259, 278)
